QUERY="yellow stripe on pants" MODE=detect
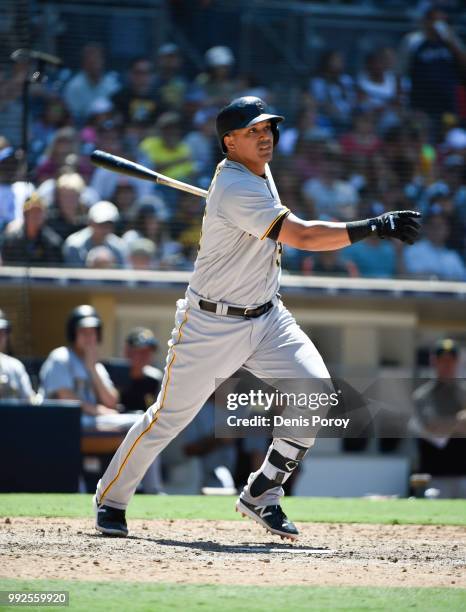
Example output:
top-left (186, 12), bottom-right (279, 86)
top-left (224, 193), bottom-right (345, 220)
top-left (98, 308), bottom-right (190, 505)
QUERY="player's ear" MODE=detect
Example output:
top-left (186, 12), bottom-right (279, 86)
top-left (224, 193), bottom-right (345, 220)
top-left (224, 133), bottom-right (235, 152)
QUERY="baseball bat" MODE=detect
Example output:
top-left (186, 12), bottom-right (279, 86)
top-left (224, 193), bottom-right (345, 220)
top-left (90, 150), bottom-right (208, 198)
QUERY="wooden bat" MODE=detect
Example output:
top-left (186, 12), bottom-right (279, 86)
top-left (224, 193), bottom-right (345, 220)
top-left (90, 150), bottom-right (208, 198)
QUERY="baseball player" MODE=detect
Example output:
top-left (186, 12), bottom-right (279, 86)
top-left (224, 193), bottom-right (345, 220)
top-left (94, 96), bottom-right (421, 540)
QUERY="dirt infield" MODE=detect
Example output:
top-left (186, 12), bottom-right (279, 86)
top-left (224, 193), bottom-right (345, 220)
top-left (1, 517), bottom-right (465, 588)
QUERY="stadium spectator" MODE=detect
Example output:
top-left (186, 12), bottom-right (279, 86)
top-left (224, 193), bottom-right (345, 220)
top-left (273, 162), bottom-right (307, 218)
top-left (62, 200), bottom-right (127, 267)
top-left (118, 327), bottom-right (162, 414)
top-left (302, 143), bottom-right (359, 220)
top-left (124, 197), bottom-right (164, 243)
top-left (340, 111), bottom-right (381, 160)
top-left (184, 108), bottom-right (219, 186)
top-left (0, 57), bottom-right (29, 148)
top-left (194, 46), bottom-right (241, 107)
top-left (39, 305), bottom-right (119, 416)
top-left (411, 338), bottom-right (466, 498)
top-left (90, 124), bottom-right (152, 201)
top-left (108, 179), bottom-right (137, 235)
top-left (357, 48), bottom-right (400, 112)
top-left (139, 112), bottom-right (195, 182)
top-left (35, 127), bottom-right (93, 184)
top-left (341, 233), bottom-right (399, 278)
top-left (278, 95), bottom-right (333, 157)
top-left (427, 192), bottom-right (466, 258)
top-left (398, 5), bottom-right (466, 139)
top-left (404, 212), bottom-right (466, 280)
top-left (290, 132), bottom-right (328, 184)
top-left (63, 43), bottom-right (120, 124)
top-left (358, 155), bottom-right (399, 212)
top-left (127, 238), bottom-right (156, 270)
top-left (1, 193), bottom-right (63, 266)
top-left (31, 96), bottom-right (73, 164)
top-left (0, 309), bottom-right (35, 401)
top-left (123, 197), bottom-right (180, 269)
top-left (80, 98), bottom-right (116, 149)
top-left (0, 139), bottom-right (30, 231)
top-left (306, 250), bottom-right (357, 277)
top-left (153, 43), bottom-right (188, 112)
top-left (139, 112), bottom-right (196, 212)
top-left (309, 50), bottom-right (355, 132)
top-left (112, 57), bottom-right (161, 128)
top-left (381, 123), bottom-right (422, 190)
top-left (171, 192), bottom-right (204, 267)
top-left (85, 245), bottom-right (117, 269)
top-left (47, 172), bottom-right (87, 240)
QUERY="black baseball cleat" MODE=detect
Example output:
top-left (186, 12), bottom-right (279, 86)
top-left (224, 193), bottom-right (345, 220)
top-left (93, 495), bottom-right (128, 537)
top-left (236, 498), bottom-right (299, 541)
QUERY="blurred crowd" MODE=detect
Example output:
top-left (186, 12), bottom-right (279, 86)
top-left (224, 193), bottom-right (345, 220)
top-left (1, 4), bottom-right (466, 280)
top-left (1, 303), bottom-right (465, 497)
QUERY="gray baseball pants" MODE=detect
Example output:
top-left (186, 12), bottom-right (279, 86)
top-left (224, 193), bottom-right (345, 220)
top-left (96, 288), bottom-right (330, 509)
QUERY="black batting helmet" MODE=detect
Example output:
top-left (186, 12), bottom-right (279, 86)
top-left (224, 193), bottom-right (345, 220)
top-left (66, 305), bottom-right (103, 344)
top-left (216, 96), bottom-right (284, 154)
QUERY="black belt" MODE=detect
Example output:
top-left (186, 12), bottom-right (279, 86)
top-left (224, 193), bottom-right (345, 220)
top-left (199, 299), bottom-right (274, 318)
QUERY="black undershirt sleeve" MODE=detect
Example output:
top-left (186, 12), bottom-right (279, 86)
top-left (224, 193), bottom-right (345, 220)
top-left (267, 210), bottom-right (290, 242)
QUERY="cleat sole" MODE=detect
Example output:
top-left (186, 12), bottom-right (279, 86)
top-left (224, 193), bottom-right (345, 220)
top-left (235, 499), bottom-right (298, 541)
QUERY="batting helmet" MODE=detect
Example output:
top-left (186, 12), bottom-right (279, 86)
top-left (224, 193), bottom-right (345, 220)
top-left (216, 96), bottom-right (284, 154)
top-left (66, 305), bottom-right (103, 344)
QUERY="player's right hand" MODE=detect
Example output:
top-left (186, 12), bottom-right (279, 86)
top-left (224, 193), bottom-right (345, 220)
top-left (373, 210), bottom-right (421, 245)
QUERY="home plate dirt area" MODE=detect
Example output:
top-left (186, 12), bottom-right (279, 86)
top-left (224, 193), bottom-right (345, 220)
top-left (1, 518), bottom-right (465, 588)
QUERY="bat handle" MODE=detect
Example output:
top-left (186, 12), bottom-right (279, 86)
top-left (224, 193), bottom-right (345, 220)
top-left (156, 176), bottom-right (208, 198)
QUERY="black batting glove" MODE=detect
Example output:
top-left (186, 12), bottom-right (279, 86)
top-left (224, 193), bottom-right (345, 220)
top-left (372, 210), bottom-right (422, 244)
top-left (347, 210), bottom-right (422, 245)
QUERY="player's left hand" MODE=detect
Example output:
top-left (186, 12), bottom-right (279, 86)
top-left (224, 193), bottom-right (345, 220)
top-left (373, 210), bottom-right (421, 245)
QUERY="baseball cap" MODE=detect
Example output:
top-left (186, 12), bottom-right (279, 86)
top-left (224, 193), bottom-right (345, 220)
top-left (434, 338), bottom-right (459, 356)
top-left (205, 46), bottom-right (234, 68)
top-left (193, 108), bottom-right (217, 127)
top-left (157, 43), bottom-right (179, 57)
top-left (445, 128), bottom-right (466, 150)
top-left (87, 97), bottom-right (113, 117)
top-left (129, 238), bottom-right (156, 258)
top-left (88, 200), bottom-right (119, 224)
top-left (23, 193), bottom-right (46, 212)
top-left (133, 194), bottom-right (169, 222)
top-left (126, 327), bottom-right (158, 349)
top-left (0, 146), bottom-right (15, 163)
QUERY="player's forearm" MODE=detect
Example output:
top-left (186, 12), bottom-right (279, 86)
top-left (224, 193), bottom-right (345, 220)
top-left (88, 367), bottom-right (119, 409)
top-left (81, 401), bottom-right (118, 416)
top-left (291, 221), bottom-right (351, 251)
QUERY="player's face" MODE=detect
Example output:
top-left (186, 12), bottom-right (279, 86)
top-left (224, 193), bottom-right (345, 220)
top-left (225, 120), bottom-right (274, 174)
top-left (433, 353), bottom-right (458, 380)
top-left (126, 346), bottom-right (155, 368)
top-left (74, 327), bottom-right (99, 353)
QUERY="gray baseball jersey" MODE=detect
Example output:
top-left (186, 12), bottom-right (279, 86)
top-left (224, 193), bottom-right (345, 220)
top-left (39, 346), bottom-right (115, 404)
top-left (0, 353), bottom-right (34, 400)
top-left (190, 159), bottom-right (289, 306)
